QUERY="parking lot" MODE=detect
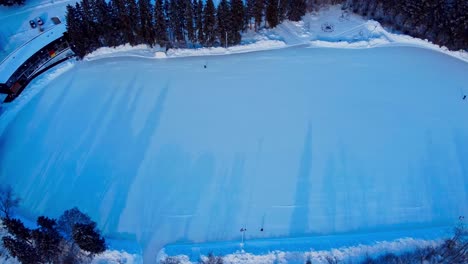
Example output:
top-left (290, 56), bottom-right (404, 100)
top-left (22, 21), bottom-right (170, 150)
top-left (0, 0), bottom-right (74, 62)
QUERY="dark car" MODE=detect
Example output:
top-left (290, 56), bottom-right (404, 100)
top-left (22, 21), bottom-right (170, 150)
top-left (51, 16), bottom-right (61, 25)
top-left (36, 17), bottom-right (44, 26)
top-left (29, 20), bottom-right (37, 28)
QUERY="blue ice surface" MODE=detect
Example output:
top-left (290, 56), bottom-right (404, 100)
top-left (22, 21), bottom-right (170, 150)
top-left (0, 46), bottom-right (467, 262)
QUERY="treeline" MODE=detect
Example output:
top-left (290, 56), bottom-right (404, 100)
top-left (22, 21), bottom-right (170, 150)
top-left (0, 0), bottom-right (24, 6)
top-left (66, 0), bottom-right (467, 58)
top-left (343, 0), bottom-right (468, 50)
top-left (65, 0), bottom-right (307, 57)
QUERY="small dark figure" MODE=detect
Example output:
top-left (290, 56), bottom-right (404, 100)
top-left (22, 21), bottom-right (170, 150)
top-left (463, 95), bottom-right (466, 100)
top-left (260, 228), bottom-right (263, 232)
top-left (204, 65), bottom-right (207, 68)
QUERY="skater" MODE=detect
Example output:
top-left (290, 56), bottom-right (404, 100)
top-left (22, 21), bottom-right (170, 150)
top-left (463, 95), bottom-right (466, 100)
top-left (204, 64), bottom-right (207, 69)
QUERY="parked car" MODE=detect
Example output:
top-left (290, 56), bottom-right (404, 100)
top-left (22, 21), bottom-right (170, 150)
top-left (36, 17), bottom-right (44, 26)
top-left (29, 20), bottom-right (37, 28)
top-left (51, 16), bottom-right (61, 25)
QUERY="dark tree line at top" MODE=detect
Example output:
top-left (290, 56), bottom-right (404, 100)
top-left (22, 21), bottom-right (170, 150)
top-left (0, 0), bottom-right (24, 6)
top-left (66, 0), bottom-right (467, 58)
top-left (342, 0), bottom-right (468, 51)
top-left (66, 0), bottom-right (307, 57)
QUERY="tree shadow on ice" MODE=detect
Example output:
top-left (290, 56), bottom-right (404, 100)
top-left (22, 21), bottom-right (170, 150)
top-left (452, 130), bottom-right (468, 217)
top-left (132, 147), bottom-right (217, 251)
top-left (0, 76), bottom-right (75, 201)
top-left (289, 123), bottom-right (313, 235)
top-left (205, 154), bottom-right (245, 240)
top-left (65, 82), bottom-right (170, 235)
top-left (420, 131), bottom-right (466, 222)
top-left (102, 85), bottom-right (169, 233)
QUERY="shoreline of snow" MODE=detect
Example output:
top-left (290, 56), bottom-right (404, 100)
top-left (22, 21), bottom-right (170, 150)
top-left (158, 237), bottom-right (444, 264)
top-left (307, 20), bottom-right (468, 63)
top-left (83, 21), bottom-right (467, 63)
top-left (83, 39), bottom-right (288, 61)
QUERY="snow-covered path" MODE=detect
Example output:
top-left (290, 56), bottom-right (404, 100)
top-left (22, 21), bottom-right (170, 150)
top-left (0, 46), bottom-right (467, 262)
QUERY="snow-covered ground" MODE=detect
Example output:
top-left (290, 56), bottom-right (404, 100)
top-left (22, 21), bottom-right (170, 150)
top-left (1, 3), bottom-right (468, 264)
top-left (0, 45), bottom-right (467, 263)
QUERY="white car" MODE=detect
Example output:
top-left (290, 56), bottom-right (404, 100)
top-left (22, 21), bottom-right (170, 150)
top-left (36, 17), bottom-right (44, 26)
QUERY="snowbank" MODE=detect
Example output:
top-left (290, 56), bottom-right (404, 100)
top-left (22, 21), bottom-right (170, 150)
top-left (159, 238), bottom-right (443, 264)
top-left (308, 20), bottom-right (468, 63)
top-left (84, 44), bottom-right (161, 61)
top-left (166, 40), bottom-right (286, 58)
top-left (84, 40), bottom-right (286, 61)
top-left (91, 250), bottom-right (143, 264)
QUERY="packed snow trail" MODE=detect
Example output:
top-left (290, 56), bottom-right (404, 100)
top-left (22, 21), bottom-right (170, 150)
top-left (0, 46), bottom-right (467, 263)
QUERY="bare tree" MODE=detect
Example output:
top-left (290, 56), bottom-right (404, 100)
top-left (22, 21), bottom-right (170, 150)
top-left (0, 186), bottom-right (20, 219)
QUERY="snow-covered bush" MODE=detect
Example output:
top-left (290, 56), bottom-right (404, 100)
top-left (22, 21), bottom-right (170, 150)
top-left (360, 222), bottom-right (467, 264)
top-left (160, 256), bottom-right (183, 264)
top-left (199, 253), bottom-right (223, 264)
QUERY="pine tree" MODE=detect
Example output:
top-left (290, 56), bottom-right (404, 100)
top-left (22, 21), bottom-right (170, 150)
top-left (154, 0), bottom-right (169, 47)
top-left (217, 0), bottom-right (231, 47)
top-left (230, 0), bottom-right (245, 44)
top-left (2, 218), bottom-right (31, 241)
top-left (203, 0), bottom-right (216, 46)
top-left (169, 0), bottom-right (183, 44)
top-left (107, 0), bottom-right (119, 45)
top-left (80, 0), bottom-right (99, 51)
top-left (195, 0), bottom-right (204, 44)
top-left (94, 0), bottom-right (115, 46)
top-left (57, 207), bottom-right (93, 240)
top-left (177, 3), bottom-right (185, 44)
top-left (66, 3), bottom-right (89, 57)
top-left (253, 0), bottom-right (265, 31)
top-left (287, 0), bottom-right (306, 21)
top-left (2, 236), bottom-right (38, 263)
top-left (72, 223), bottom-right (106, 254)
top-left (278, 0), bottom-right (288, 23)
top-left (32, 216), bottom-right (62, 263)
top-left (138, 0), bottom-right (156, 46)
top-left (127, 0), bottom-right (140, 45)
top-left (245, 0), bottom-right (255, 30)
top-left (163, 0), bottom-right (173, 42)
top-left (112, 0), bottom-right (138, 45)
top-left (184, 0), bottom-right (196, 45)
top-left (266, 0), bottom-right (279, 28)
